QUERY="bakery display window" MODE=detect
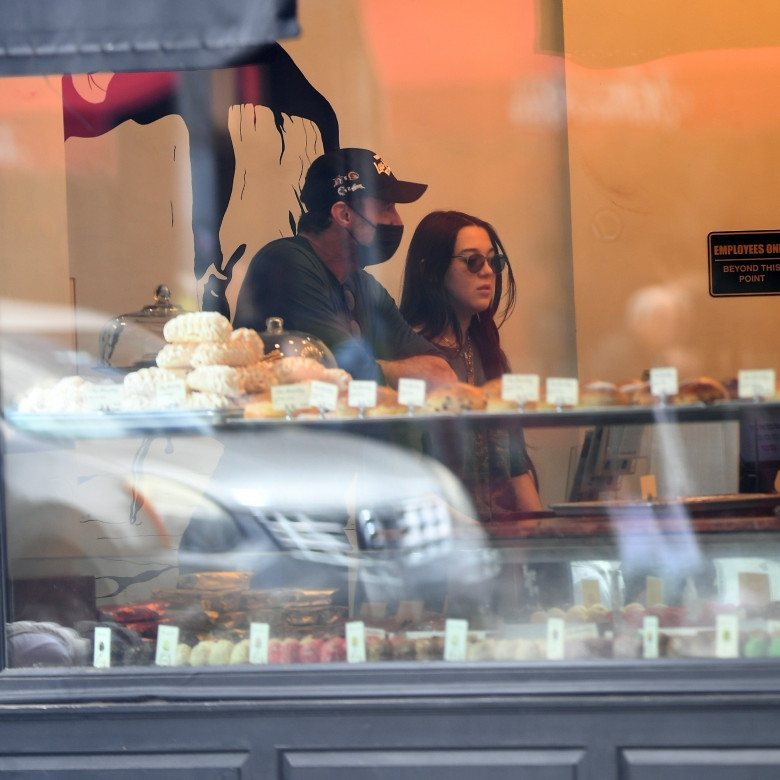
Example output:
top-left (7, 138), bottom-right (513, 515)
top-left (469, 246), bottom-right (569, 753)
top-left (3, 2), bottom-right (780, 677)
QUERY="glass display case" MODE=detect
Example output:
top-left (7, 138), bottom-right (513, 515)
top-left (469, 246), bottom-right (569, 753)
top-left (5, 386), bottom-right (780, 669)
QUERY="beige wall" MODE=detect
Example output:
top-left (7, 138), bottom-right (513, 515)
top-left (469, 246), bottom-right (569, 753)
top-left (563, 1), bottom-right (780, 383)
top-left (0, 76), bottom-right (71, 325)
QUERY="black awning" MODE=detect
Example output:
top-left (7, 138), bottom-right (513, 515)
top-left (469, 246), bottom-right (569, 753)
top-left (0, 0), bottom-right (299, 76)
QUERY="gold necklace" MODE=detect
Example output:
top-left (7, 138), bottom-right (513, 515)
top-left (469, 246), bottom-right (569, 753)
top-left (461, 335), bottom-right (474, 384)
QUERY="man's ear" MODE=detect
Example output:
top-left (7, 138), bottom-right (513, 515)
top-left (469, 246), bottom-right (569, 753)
top-left (330, 201), bottom-right (351, 227)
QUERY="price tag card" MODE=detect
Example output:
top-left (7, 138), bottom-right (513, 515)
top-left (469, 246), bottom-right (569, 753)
top-left (716, 614), bottom-right (740, 658)
top-left (86, 384), bottom-right (125, 412)
top-left (501, 374), bottom-right (540, 404)
top-left (93, 626), bottom-right (112, 668)
top-left (545, 377), bottom-right (579, 407)
top-left (738, 572), bottom-right (771, 607)
top-left (397, 377), bottom-right (426, 408)
top-left (309, 380), bottom-right (338, 410)
top-left (646, 576), bottom-right (664, 607)
top-left (642, 615), bottom-right (659, 659)
top-left (348, 380), bottom-right (378, 409)
top-left (156, 380), bottom-right (187, 409)
top-left (346, 621), bottom-right (367, 663)
top-left (640, 474), bottom-right (658, 500)
top-left (649, 367), bottom-right (678, 398)
top-left (249, 622), bottom-right (270, 664)
top-left (738, 369), bottom-right (776, 400)
top-left (443, 618), bottom-right (469, 661)
top-left (546, 617), bottom-right (565, 660)
top-left (155, 625), bottom-right (180, 667)
top-left (581, 578), bottom-right (601, 608)
top-left (271, 383), bottom-right (311, 412)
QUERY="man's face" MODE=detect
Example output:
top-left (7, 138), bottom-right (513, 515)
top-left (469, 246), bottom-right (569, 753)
top-left (350, 196), bottom-right (402, 229)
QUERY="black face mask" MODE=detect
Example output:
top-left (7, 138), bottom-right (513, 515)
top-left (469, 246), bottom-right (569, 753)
top-left (347, 208), bottom-right (404, 267)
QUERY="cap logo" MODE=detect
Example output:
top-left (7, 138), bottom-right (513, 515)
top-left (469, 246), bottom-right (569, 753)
top-left (372, 155), bottom-right (392, 176)
top-left (333, 170), bottom-right (366, 197)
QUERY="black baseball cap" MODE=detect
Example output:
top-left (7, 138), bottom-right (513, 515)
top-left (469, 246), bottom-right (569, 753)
top-left (300, 148), bottom-right (428, 211)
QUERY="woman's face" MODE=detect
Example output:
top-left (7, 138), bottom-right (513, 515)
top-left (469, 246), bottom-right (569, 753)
top-left (443, 225), bottom-right (497, 321)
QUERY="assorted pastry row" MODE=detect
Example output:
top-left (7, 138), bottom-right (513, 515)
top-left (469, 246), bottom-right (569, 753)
top-left (96, 572), bottom-right (780, 665)
top-left (12, 310), bottom-right (780, 415)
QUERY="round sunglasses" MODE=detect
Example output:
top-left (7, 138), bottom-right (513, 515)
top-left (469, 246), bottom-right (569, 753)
top-left (451, 252), bottom-right (508, 274)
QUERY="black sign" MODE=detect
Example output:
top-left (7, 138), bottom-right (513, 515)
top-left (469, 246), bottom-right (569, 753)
top-left (709, 230), bottom-right (780, 297)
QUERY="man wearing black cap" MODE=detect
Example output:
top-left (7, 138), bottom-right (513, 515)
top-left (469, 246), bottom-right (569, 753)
top-left (233, 148), bottom-right (456, 386)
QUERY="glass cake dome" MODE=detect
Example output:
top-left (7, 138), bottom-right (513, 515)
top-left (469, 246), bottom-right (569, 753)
top-left (99, 285), bottom-right (186, 371)
top-left (260, 317), bottom-right (337, 368)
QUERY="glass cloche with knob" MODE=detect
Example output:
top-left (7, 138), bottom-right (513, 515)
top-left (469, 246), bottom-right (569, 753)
top-left (260, 317), bottom-right (337, 367)
top-left (99, 285), bottom-right (186, 371)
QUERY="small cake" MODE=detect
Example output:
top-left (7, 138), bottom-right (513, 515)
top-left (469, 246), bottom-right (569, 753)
top-left (579, 380), bottom-right (629, 407)
top-left (156, 342), bottom-right (199, 369)
top-left (229, 639), bottom-right (250, 665)
top-left (163, 312), bottom-right (232, 343)
top-left (274, 356), bottom-right (330, 384)
top-left (175, 643), bottom-right (192, 666)
top-left (320, 636), bottom-right (347, 662)
top-left (191, 340), bottom-right (256, 368)
top-left (422, 382), bottom-right (487, 413)
top-left (618, 379), bottom-right (655, 406)
top-left (481, 378), bottom-right (520, 412)
top-left (586, 603), bottom-right (609, 623)
top-left (673, 377), bottom-right (729, 405)
top-left (565, 605), bottom-right (589, 623)
top-left (230, 327), bottom-right (266, 361)
top-left (124, 367), bottom-right (185, 397)
top-left (186, 365), bottom-right (244, 397)
top-left (189, 640), bottom-right (215, 666)
top-left (208, 638), bottom-right (235, 666)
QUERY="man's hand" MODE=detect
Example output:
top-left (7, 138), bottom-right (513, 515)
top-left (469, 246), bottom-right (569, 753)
top-left (377, 355), bottom-right (457, 389)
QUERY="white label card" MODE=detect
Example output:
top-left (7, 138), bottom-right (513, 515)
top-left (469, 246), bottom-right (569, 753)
top-left (738, 369), bottom-right (776, 400)
top-left (309, 380), bottom-right (338, 410)
top-left (346, 621), bottom-right (367, 663)
top-left (155, 625), bottom-right (180, 667)
top-left (716, 614), bottom-right (740, 658)
top-left (649, 367), bottom-right (678, 398)
top-left (348, 380), bottom-right (378, 409)
top-left (642, 616), bottom-right (659, 659)
top-left (93, 626), bottom-right (112, 668)
top-left (501, 374), bottom-right (540, 403)
top-left (546, 617), bottom-right (565, 660)
top-left (443, 618), bottom-right (469, 661)
top-left (86, 384), bottom-right (125, 412)
top-left (156, 380), bottom-right (187, 408)
top-left (545, 377), bottom-right (579, 407)
top-left (271, 383), bottom-right (311, 411)
top-left (397, 377), bottom-right (426, 408)
top-left (249, 622), bottom-right (270, 664)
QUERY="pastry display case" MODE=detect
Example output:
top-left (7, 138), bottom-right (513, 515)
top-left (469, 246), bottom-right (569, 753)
top-left (5, 324), bottom-right (780, 670)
